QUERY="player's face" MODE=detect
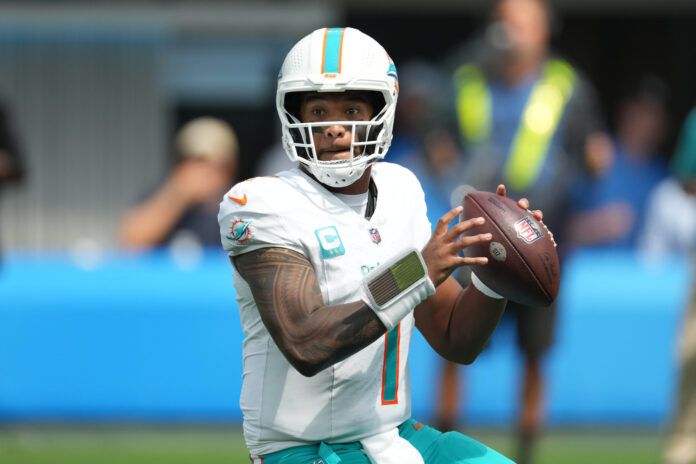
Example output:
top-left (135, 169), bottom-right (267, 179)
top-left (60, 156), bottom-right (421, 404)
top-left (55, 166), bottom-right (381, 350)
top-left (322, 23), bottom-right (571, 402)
top-left (299, 92), bottom-right (375, 162)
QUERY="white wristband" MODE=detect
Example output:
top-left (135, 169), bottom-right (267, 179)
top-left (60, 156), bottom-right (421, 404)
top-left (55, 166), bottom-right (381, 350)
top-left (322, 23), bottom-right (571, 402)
top-left (362, 249), bottom-right (436, 331)
top-left (471, 272), bottom-right (504, 299)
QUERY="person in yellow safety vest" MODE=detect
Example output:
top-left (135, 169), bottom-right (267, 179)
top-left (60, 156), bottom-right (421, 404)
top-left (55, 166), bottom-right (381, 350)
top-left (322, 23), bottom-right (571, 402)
top-left (432, 1), bottom-right (613, 464)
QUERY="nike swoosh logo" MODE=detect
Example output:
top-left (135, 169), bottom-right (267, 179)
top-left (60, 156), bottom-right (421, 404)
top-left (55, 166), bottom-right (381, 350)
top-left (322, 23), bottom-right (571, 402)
top-left (227, 194), bottom-right (247, 206)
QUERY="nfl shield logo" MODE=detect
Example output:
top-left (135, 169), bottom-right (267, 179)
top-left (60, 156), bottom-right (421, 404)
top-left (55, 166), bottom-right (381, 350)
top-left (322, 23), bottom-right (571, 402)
top-left (369, 227), bottom-right (382, 245)
top-left (514, 216), bottom-right (544, 244)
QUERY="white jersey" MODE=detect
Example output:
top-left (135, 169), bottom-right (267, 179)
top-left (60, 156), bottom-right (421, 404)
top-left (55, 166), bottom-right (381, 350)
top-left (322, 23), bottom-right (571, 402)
top-left (218, 162), bottom-right (431, 456)
top-left (639, 178), bottom-right (696, 257)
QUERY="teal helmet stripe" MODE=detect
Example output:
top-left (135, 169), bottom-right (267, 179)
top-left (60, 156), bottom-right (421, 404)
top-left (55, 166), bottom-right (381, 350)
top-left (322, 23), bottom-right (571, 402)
top-left (322, 28), bottom-right (345, 74)
top-left (387, 62), bottom-right (398, 79)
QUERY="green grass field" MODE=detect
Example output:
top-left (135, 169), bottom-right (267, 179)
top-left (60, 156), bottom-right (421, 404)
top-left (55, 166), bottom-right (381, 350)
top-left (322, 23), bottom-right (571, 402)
top-left (0, 425), bottom-right (663, 464)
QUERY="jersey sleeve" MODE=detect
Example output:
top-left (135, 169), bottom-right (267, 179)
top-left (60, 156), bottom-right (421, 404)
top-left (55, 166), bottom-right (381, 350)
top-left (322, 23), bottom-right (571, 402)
top-left (638, 180), bottom-right (681, 258)
top-left (414, 180), bottom-right (433, 249)
top-left (396, 164), bottom-right (432, 249)
top-left (218, 178), bottom-right (304, 257)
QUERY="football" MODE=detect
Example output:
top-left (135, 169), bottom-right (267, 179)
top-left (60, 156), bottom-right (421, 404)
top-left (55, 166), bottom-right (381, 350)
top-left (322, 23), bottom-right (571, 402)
top-left (461, 190), bottom-right (560, 307)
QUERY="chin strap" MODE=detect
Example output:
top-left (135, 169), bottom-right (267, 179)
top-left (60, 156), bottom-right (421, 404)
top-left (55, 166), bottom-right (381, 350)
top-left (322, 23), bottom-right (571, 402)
top-left (362, 248), bottom-right (436, 331)
top-left (365, 177), bottom-right (378, 219)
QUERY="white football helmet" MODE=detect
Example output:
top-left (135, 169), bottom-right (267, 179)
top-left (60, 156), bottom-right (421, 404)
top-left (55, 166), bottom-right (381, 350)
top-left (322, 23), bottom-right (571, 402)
top-left (276, 27), bottom-right (398, 187)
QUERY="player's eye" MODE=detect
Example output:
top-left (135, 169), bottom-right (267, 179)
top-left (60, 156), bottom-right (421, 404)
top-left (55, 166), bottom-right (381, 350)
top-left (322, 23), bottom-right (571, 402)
top-left (310, 107), bottom-right (326, 117)
top-left (346, 108), bottom-right (360, 116)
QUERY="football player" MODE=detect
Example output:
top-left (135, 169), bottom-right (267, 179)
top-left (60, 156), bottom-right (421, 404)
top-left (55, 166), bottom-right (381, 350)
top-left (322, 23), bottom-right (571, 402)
top-left (219, 27), bottom-right (542, 464)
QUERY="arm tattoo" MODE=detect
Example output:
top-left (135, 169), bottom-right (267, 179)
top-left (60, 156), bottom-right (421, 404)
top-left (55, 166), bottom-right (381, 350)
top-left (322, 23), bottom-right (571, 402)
top-left (234, 247), bottom-right (385, 376)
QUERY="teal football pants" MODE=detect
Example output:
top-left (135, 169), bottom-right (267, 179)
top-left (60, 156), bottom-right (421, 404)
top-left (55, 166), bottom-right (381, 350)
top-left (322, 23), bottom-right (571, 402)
top-left (259, 419), bottom-right (515, 464)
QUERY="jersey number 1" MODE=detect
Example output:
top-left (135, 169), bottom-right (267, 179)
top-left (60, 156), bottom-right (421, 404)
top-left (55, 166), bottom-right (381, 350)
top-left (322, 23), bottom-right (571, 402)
top-left (381, 324), bottom-right (400, 405)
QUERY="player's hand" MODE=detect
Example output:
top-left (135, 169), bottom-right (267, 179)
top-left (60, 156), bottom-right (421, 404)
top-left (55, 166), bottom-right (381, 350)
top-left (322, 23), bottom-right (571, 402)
top-left (421, 206), bottom-right (491, 287)
top-left (167, 159), bottom-right (231, 204)
top-left (584, 132), bottom-right (614, 177)
top-left (496, 184), bottom-right (556, 247)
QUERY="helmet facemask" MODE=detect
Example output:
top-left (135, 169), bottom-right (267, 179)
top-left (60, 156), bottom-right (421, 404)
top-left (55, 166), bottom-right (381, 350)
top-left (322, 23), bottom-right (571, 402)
top-left (279, 90), bottom-right (393, 187)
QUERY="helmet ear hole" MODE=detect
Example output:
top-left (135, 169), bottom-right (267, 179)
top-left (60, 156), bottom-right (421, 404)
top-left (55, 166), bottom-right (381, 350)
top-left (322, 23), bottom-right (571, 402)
top-left (369, 93), bottom-right (386, 117)
top-left (284, 92), bottom-right (306, 121)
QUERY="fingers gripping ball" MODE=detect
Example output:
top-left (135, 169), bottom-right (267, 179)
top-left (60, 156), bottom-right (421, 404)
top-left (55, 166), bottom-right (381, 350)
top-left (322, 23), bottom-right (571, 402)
top-left (462, 191), bottom-right (560, 306)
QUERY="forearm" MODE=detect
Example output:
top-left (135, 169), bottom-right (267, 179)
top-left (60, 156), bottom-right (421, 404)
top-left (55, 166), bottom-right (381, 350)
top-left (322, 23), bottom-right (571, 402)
top-left (415, 276), bottom-right (506, 364)
top-left (119, 184), bottom-right (190, 248)
top-left (445, 284), bottom-right (506, 363)
top-left (274, 300), bottom-right (386, 376)
top-left (234, 248), bottom-right (387, 377)
top-left (0, 151), bottom-right (22, 182)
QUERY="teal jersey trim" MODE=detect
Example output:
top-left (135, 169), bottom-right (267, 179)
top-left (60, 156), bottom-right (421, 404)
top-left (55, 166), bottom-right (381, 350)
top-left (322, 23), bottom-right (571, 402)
top-left (259, 419), bottom-right (515, 463)
top-left (381, 326), bottom-right (400, 404)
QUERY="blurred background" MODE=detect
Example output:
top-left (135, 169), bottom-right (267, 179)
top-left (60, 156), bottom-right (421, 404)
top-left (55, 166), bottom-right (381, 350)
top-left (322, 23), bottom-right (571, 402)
top-left (1, 1), bottom-right (696, 463)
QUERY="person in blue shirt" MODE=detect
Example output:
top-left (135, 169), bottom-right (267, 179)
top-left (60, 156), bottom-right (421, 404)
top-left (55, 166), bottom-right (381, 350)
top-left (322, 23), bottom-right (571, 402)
top-left (566, 77), bottom-right (669, 251)
top-left (639, 106), bottom-right (696, 464)
top-left (433, 1), bottom-right (611, 463)
top-left (387, 60), bottom-right (462, 229)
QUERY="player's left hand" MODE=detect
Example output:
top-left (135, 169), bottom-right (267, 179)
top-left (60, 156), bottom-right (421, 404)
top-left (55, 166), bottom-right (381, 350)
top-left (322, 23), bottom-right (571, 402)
top-left (421, 206), bottom-right (491, 287)
top-left (496, 184), bottom-right (556, 247)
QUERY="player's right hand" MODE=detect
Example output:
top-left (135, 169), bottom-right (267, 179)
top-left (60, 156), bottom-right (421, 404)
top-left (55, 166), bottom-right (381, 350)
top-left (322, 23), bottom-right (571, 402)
top-left (421, 206), bottom-right (492, 287)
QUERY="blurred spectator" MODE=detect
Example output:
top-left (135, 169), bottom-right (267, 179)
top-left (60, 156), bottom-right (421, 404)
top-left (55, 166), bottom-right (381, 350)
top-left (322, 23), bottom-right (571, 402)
top-left (433, 1), bottom-right (611, 462)
top-left (639, 107), bottom-right (696, 464)
top-left (255, 117), bottom-right (296, 176)
top-left (119, 117), bottom-right (238, 250)
top-left (0, 101), bottom-right (25, 264)
top-left (255, 140), bottom-right (295, 177)
top-left (389, 60), bottom-right (460, 225)
top-left (566, 77), bottom-right (670, 251)
top-left (641, 109), bottom-right (696, 256)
